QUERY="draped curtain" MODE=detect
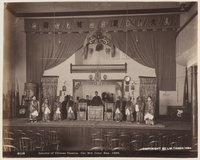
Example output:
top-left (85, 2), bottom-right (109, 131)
top-left (26, 33), bottom-right (87, 84)
top-left (111, 30), bottom-right (176, 91)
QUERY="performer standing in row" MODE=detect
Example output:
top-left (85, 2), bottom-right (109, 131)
top-left (144, 96), bottom-right (155, 125)
top-left (125, 97), bottom-right (134, 123)
top-left (135, 96), bottom-right (145, 124)
top-left (121, 97), bottom-right (127, 121)
top-left (114, 96), bottom-right (123, 122)
top-left (53, 96), bottom-right (62, 121)
top-left (91, 91), bottom-right (103, 106)
top-left (41, 98), bottom-right (51, 122)
top-left (67, 96), bottom-right (75, 121)
top-left (62, 95), bottom-right (69, 119)
top-left (29, 95), bottom-right (40, 123)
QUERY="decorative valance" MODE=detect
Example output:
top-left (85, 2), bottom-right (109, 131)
top-left (24, 14), bottom-right (179, 33)
top-left (70, 63), bottom-right (127, 73)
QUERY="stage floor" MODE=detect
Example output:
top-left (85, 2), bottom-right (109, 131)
top-left (3, 118), bottom-right (190, 131)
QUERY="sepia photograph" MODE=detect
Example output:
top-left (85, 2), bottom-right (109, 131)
top-left (2, 0), bottom-right (198, 158)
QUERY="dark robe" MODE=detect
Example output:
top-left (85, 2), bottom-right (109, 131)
top-left (91, 96), bottom-right (103, 106)
top-left (62, 100), bottom-right (68, 119)
top-left (122, 101), bottom-right (127, 121)
top-left (86, 100), bottom-right (91, 106)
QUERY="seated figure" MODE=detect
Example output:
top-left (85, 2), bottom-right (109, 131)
top-left (77, 103), bottom-right (87, 120)
top-left (104, 103), bottom-right (114, 121)
top-left (114, 96), bottom-right (123, 122)
top-left (125, 97), bottom-right (134, 123)
top-left (41, 98), bottom-right (51, 122)
top-left (144, 96), bottom-right (155, 125)
top-left (67, 96), bottom-right (75, 121)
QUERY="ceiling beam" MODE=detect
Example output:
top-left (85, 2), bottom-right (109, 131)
top-left (6, 2), bottom-right (196, 18)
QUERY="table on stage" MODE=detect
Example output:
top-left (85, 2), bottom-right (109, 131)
top-left (88, 106), bottom-right (103, 121)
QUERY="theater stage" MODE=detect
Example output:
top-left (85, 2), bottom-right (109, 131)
top-left (3, 118), bottom-right (191, 150)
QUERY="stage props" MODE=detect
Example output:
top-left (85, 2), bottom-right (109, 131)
top-left (77, 103), bottom-right (87, 121)
top-left (104, 103), bottom-right (114, 121)
top-left (88, 106), bottom-right (103, 121)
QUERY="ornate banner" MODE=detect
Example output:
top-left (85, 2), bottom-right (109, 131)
top-left (24, 14), bottom-right (179, 32)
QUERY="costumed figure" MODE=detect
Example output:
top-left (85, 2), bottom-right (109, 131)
top-left (135, 96), bottom-right (145, 124)
top-left (41, 98), bottom-right (51, 122)
top-left (62, 95), bottom-right (69, 119)
top-left (125, 97), bottom-right (134, 123)
top-left (53, 96), bottom-right (62, 121)
top-left (144, 96), bottom-right (155, 125)
top-left (91, 91), bottom-right (103, 106)
top-left (121, 97), bottom-right (127, 121)
top-left (114, 96), bottom-right (123, 122)
top-left (67, 96), bottom-right (75, 121)
top-left (29, 95), bottom-right (40, 123)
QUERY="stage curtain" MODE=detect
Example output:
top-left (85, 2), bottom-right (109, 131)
top-left (110, 30), bottom-right (176, 91)
top-left (26, 33), bottom-right (87, 84)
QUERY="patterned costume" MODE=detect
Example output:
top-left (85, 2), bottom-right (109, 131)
top-left (41, 100), bottom-right (51, 122)
top-left (67, 100), bottom-right (75, 121)
top-left (114, 99), bottom-right (123, 122)
top-left (125, 100), bottom-right (134, 123)
top-left (135, 97), bottom-right (145, 124)
top-left (29, 99), bottom-right (40, 123)
top-left (53, 100), bottom-right (62, 121)
top-left (144, 99), bottom-right (155, 125)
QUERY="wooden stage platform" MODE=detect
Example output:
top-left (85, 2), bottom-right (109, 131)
top-left (3, 118), bottom-right (191, 150)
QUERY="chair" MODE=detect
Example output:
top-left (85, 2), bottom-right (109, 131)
top-left (176, 136), bottom-right (185, 148)
top-left (148, 141), bottom-right (162, 150)
top-left (48, 131), bottom-right (61, 151)
top-left (162, 135), bottom-right (170, 148)
top-left (3, 138), bottom-right (18, 149)
top-left (130, 140), bottom-right (144, 151)
top-left (26, 130), bottom-right (34, 138)
top-left (132, 134), bottom-right (144, 141)
top-left (169, 142), bottom-right (182, 151)
top-left (110, 139), bottom-right (122, 149)
top-left (4, 131), bottom-right (15, 139)
top-left (90, 147), bottom-right (107, 151)
top-left (31, 133), bottom-right (45, 151)
top-left (112, 147), bottom-right (127, 151)
top-left (104, 103), bottom-right (114, 121)
top-left (92, 132), bottom-right (104, 140)
top-left (77, 103), bottom-right (87, 120)
top-left (104, 133), bottom-right (118, 149)
top-left (119, 134), bottom-right (131, 148)
top-left (146, 135), bottom-right (158, 147)
top-left (19, 137), bottom-right (34, 151)
top-left (92, 139), bottom-right (105, 147)
top-left (158, 133), bottom-right (164, 141)
top-left (170, 133), bottom-right (178, 143)
top-left (184, 134), bottom-right (191, 147)
top-left (3, 145), bottom-right (19, 152)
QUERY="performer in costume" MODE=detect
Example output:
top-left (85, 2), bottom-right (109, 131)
top-left (86, 95), bottom-right (91, 106)
top-left (67, 96), bottom-right (75, 121)
top-left (91, 91), bottom-right (103, 106)
top-left (114, 96), bottom-right (123, 122)
top-left (125, 97), bottom-right (134, 123)
top-left (41, 98), bottom-right (51, 122)
top-left (62, 95), bottom-right (69, 119)
top-left (135, 96), bottom-right (145, 124)
top-left (121, 97), bottom-right (127, 121)
top-left (29, 95), bottom-right (40, 123)
top-left (144, 96), bottom-right (155, 125)
top-left (53, 96), bottom-right (62, 121)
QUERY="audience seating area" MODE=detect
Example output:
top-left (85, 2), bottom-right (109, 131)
top-left (90, 131), bottom-right (192, 151)
top-left (3, 129), bottom-right (61, 152)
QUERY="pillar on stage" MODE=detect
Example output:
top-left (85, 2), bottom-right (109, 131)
top-left (191, 65), bottom-right (198, 151)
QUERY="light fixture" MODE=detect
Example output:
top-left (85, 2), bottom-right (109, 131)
top-left (175, 2), bottom-right (189, 11)
top-left (124, 76), bottom-right (131, 85)
top-left (62, 81), bottom-right (66, 95)
top-left (89, 69), bottom-right (102, 85)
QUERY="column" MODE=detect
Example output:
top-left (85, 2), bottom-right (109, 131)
top-left (191, 66), bottom-right (197, 150)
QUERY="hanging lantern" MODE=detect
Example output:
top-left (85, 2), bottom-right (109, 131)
top-left (62, 81), bottom-right (66, 95)
top-left (89, 75), bottom-right (93, 80)
top-left (103, 75), bottom-right (107, 80)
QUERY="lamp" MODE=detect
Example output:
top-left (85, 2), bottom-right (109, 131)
top-left (124, 76), bottom-right (131, 85)
top-left (62, 81), bottom-right (66, 95)
top-left (103, 75), bottom-right (107, 80)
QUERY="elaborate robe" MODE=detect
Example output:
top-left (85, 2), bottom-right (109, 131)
top-left (91, 96), bottom-right (103, 106)
top-left (53, 101), bottom-right (62, 121)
